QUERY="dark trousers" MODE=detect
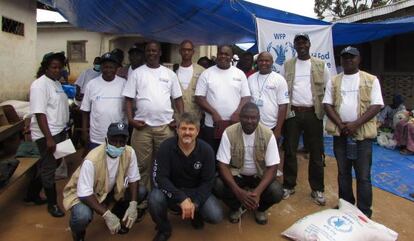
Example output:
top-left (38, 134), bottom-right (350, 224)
top-left (213, 176), bottom-right (283, 212)
top-left (35, 131), bottom-right (67, 189)
top-left (148, 188), bottom-right (223, 233)
top-left (200, 126), bottom-right (221, 154)
top-left (283, 112), bottom-right (324, 191)
top-left (333, 136), bottom-right (373, 217)
top-left (70, 186), bottom-right (147, 234)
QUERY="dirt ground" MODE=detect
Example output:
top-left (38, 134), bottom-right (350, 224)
top-left (0, 151), bottom-right (413, 241)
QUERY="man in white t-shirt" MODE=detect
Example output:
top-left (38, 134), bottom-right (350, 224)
top-left (323, 46), bottom-right (383, 218)
top-left (81, 52), bottom-right (126, 150)
top-left (214, 103), bottom-right (283, 225)
top-left (122, 40), bottom-right (184, 191)
top-left (127, 44), bottom-right (145, 78)
top-left (280, 33), bottom-right (330, 206)
top-left (63, 122), bottom-right (146, 241)
top-left (175, 40), bottom-right (205, 120)
top-left (74, 56), bottom-right (101, 105)
top-left (248, 52), bottom-right (289, 138)
top-left (195, 45), bottom-right (251, 152)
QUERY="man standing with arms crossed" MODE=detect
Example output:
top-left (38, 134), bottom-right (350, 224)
top-left (280, 33), bottom-right (330, 205)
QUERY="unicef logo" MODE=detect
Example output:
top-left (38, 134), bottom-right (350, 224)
top-left (327, 216), bottom-right (353, 233)
top-left (266, 41), bottom-right (296, 71)
top-left (117, 123), bottom-right (125, 130)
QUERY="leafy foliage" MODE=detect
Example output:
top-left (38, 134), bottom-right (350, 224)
top-left (314, 0), bottom-right (400, 20)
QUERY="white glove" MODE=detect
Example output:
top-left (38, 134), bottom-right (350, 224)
top-left (122, 201), bottom-right (138, 229)
top-left (102, 210), bottom-right (121, 234)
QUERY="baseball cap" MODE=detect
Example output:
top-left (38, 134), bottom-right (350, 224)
top-left (107, 122), bottom-right (129, 137)
top-left (294, 33), bottom-right (310, 42)
top-left (340, 46), bottom-right (360, 56)
top-left (100, 52), bottom-right (121, 66)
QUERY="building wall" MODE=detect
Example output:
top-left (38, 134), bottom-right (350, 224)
top-left (0, 0), bottom-right (37, 101)
top-left (36, 25), bottom-right (106, 83)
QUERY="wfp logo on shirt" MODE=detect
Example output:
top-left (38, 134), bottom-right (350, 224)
top-left (266, 33), bottom-right (296, 73)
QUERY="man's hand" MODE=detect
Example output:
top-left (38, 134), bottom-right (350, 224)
top-left (235, 189), bottom-right (258, 210)
top-left (230, 111), bottom-right (239, 123)
top-left (273, 128), bottom-right (282, 139)
top-left (122, 201), bottom-right (138, 229)
top-left (46, 136), bottom-right (56, 154)
top-left (102, 210), bottom-right (121, 234)
top-left (168, 120), bottom-right (177, 129)
top-left (344, 121), bottom-right (359, 136)
top-left (212, 113), bottom-right (223, 123)
top-left (130, 120), bottom-right (147, 130)
top-left (180, 198), bottom-right (195, 220)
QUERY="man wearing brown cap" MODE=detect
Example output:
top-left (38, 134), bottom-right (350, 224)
top-left (323, 46), bottom-right (383, 218)
top-left (280, 33), bottom-right (330, 205)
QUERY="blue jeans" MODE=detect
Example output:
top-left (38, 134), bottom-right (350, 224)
top-left (69, 185), bottom-right (147, 233)
top-left (148, 188), bottom-right (223, 233)
top-left (333, 136), bottom-right (373, 217)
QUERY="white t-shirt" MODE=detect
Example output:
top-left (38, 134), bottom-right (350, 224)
top-left (80, 76), bottom-right (126, 144)
top-left (122, 64), bottom-right (182, 126)
top-left (217, 130), bottom-right (280, 176)
top-left (248, 72), bottom-right (289, 129)
top-left (280, 59), bottom-right (330, 107)
top-left (177, 65), bottom-right (193, 90)
top-left (30, 75), bottom-right (69, 140)
top-left (322, 72), bottom-right (384, 122)
top-left (195, 66), bottom-right (251, 127)
top-left (77, 150), bottom-right (141, 197)
top-left (74, 68), bottom-right (101, 94)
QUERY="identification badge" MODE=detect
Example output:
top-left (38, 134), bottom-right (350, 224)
top-left (256, 99), bottom-right (264, 107)
top-left (287, 110), bottom-right (295, 119)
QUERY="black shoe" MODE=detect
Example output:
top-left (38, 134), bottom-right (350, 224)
top-left (118, 225), bottom-right (129, 235)
top-left (191, 215), bottom-right (204, 230)
top-left (135, 207), bottom-right (146, 223)
top-left (71, 231), bottom-right (85, 241)
top-left (47, 204), bottom-right (65, 217)
top-left (24, 196), bottom-right (48, 205)
top-left (152, 231), bottom-right (171, 241)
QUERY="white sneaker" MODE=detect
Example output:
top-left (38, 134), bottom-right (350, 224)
top-left (311, 190), bottom-right (326, 206)
top-left (229, 206), bottom-right (247, 223)
top-left (282, 188), bottom-right (295, 200)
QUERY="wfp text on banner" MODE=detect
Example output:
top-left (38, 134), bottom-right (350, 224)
top-left (256, 17), bottom-right (337, 76)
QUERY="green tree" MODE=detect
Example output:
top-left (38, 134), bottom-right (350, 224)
top-left (314, 0), bottom-right (400, 20)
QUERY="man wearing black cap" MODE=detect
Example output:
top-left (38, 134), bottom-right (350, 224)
top-left (63, 122), bottom-right (146, 241)
top-left (280, 33), bottom-right (331, 205)
top-left (127, 44), bottom-right (145, 78)
top-left (80, 52), bottom-right (127, 150)
top-left (323, 46), bottom-right (383, 218)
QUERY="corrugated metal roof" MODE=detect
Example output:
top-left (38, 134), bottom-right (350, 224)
top-left (334, 0), bottom-right (414, 23)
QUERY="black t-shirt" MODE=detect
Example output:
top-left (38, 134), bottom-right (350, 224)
top-left (152, 137), bottom-right (216, 206)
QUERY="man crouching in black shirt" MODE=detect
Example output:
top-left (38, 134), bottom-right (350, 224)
top-left (149, 112), bottom-right (223, 241)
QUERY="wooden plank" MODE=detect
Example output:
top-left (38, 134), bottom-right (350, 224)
top-left (0, 157), bottom-right (38, 195)
top-left (0, 120), bottom-right (24, 142)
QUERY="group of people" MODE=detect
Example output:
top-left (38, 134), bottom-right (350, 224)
top-left (27, 33), bottom-right (383, 241)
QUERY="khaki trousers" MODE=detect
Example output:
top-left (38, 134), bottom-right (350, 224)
top-left (130, 125), bottom-right (174, 190)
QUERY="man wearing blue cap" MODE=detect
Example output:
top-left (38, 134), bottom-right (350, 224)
top-left (323, 46), bottom-right (383, 218)
top-left (81, 52), bottom-right (127, 150)
top-left (63, 122), bottom-right (146, 241)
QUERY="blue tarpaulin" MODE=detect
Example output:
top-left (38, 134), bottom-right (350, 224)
top-left (39, 0), bottom-right (414, 47)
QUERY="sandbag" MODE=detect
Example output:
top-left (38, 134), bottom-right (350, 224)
top-left (282, 199), bottom-right (398, 241)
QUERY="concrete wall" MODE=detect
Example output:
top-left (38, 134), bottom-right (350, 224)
top-left (36, 24), bottom-right (107, 83)
top-left (0, 0), bottom-right (37, 101)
